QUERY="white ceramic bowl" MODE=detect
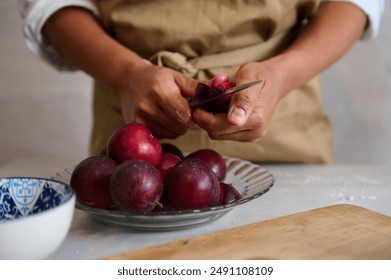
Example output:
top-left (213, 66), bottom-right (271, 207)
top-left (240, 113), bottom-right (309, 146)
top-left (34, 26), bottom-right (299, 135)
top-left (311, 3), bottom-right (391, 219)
top-left (0, 177), bottom-right (75, 259)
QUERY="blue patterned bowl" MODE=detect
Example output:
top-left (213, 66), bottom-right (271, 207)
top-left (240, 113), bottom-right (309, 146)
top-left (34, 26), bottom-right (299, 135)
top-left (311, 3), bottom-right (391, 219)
top-left (0, 177), bottom-right (75, 259)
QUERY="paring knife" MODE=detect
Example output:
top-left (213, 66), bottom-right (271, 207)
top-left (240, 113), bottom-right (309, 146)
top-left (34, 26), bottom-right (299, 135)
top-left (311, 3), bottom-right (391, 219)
top-left (189, 80), bottom-right (262, 107)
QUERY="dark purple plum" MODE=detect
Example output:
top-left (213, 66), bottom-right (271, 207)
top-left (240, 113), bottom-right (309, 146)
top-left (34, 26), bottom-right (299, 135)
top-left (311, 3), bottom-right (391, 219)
top-left (219, 182), bottom-right (242, 205)
top-left (156, 152), bottom-right (182, 181)
top-left (186, 149), bottom-right (227, 181)
top-left (165, 158), bottom-right (220, 210)
top-left (106, 123), bottom-right (162, 166)
top-left (110, 159), bottom-right (163, 213)
top-left (70, 155), bottom-right (118, 209)
top-left (161, 143), bottom-right (184, 159)
top-left (156, 152), bottom-right (182, 205)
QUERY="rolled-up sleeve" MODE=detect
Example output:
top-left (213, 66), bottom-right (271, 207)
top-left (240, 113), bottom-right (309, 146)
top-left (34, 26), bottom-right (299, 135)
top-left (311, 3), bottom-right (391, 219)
top-left (322, 0), bottom-right (385, 40)
top-left (18, 0), bottom-right (99, 70)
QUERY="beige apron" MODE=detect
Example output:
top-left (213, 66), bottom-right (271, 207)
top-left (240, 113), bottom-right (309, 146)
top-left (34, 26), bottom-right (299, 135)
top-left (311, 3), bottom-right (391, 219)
top-left (91, 0), bottom-right (334, 164)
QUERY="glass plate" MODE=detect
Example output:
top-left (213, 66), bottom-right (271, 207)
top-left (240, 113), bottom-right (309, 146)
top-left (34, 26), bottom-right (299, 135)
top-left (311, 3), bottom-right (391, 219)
top-left (52, 157), bottom-right (275, 231)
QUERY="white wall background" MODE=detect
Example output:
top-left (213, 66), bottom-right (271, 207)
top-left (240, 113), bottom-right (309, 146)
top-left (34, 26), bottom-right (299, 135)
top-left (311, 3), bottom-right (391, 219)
top-left (0, 0), bottom-right (93, 166)
top-left (321, 6), bottom-right (391, 165)
top-left (0, 1), bottom-right (390, 167)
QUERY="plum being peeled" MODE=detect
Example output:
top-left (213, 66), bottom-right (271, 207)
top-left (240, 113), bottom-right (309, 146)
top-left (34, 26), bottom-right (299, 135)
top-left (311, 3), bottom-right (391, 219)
top-left (194, 74), bottom-right (236, 114)
top-left (195, 83), bottom-right (235, 114)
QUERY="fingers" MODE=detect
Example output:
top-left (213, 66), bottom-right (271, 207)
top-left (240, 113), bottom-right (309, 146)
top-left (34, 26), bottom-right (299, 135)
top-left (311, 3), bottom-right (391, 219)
top-left (227, 83), bottom-right (263, 126)
top-left (192, 80), bottom-right (270, 142)
top-left (174, 73), bottom-right (199, 99)
top-left (131, 70), bottom-right (198, 138)
top-left (136, 94), bottom-right (191, 138)
top-left (193, 108), bottom-right (267, 141)
top-left (119, 65), bottom-right (199, 139)
top-left (133, 112), bottom-right (184, 139)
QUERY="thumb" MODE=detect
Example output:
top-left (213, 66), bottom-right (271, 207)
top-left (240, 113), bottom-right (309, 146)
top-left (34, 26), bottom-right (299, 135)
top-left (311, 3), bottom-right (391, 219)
top-left (227, 89), bottom-right (258, 126)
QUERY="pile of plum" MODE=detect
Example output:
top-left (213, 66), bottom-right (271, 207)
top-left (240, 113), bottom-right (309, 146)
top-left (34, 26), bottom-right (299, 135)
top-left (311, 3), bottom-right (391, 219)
top-left (70, 123), bottom-right (241, 214)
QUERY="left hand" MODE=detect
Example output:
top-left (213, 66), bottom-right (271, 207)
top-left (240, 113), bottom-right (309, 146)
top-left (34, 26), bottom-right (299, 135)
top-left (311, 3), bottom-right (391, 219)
top-left (192, 1), bottom-right (368, 142)
top-left (192, 61), bottom-right (283, 141)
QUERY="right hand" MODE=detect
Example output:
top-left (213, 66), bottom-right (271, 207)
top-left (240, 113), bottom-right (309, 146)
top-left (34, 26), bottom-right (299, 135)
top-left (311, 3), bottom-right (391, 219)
top-left (41, 7), bottom-right (199, 139)
top-left (116, 62), bottom-right (199, 139)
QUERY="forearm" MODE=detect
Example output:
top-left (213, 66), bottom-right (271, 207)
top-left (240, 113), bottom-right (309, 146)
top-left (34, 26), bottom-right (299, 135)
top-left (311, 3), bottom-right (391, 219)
top-left (272, 2), bottom-right (367, 95)
top-left (42, 7), bottom-right (146, 91)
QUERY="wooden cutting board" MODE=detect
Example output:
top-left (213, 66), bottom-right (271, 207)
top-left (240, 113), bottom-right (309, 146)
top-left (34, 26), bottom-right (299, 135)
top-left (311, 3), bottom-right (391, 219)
top-left (103, 204), bottom-right (391, 260)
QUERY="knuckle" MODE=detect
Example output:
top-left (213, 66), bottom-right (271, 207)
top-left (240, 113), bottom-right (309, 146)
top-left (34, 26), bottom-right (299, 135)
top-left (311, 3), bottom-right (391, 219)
top-left (236, 92), bottom-right (253, 106)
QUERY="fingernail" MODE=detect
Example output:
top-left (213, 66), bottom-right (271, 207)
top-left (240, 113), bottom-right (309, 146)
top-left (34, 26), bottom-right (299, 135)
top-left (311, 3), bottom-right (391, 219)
top-left (230, 106), bottom-right (246, 125)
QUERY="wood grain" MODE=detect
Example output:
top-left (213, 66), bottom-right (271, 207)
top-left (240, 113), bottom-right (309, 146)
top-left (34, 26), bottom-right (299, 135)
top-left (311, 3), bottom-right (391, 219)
top-left (103, 204), bottom-right (391, 260)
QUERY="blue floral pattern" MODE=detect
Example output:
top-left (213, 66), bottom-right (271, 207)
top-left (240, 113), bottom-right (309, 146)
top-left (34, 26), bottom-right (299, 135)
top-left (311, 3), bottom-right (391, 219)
top-left (0, 178), bottom-right (74, 222)
top-left (0, 181), bottom-right (21, 220)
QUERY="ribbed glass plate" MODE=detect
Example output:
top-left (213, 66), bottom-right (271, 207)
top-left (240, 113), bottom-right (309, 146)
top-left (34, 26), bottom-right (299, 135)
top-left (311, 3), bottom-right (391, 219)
top-left (52, 157), bottom-right (275, 231)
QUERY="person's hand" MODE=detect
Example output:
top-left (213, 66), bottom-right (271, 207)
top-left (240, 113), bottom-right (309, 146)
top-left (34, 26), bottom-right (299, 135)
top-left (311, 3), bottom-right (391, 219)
top-left (192, 1), bottom-right (368, 143)
top-left (41, 7), bottom-right (199, 139)
top-left (192, 60), bottom-right (284, 141)
top-left (116, 62), bottom-right (199, 139)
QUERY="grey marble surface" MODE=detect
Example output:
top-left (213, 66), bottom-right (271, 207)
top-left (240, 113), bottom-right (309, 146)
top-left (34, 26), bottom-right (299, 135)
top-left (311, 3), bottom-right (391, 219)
top-left (1, 157), bottom-right (389, 260)
top-left (49, 164), bottom-right (391, 259)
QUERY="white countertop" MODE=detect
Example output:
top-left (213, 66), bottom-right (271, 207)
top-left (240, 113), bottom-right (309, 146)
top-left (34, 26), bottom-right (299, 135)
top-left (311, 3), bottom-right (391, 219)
top-left (1, 157), bottom-right (390, 260)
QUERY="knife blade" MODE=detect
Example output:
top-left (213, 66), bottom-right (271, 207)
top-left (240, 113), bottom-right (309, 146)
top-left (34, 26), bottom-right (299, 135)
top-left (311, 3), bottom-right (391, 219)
top-left (189, 80), bottom-right (262, 107)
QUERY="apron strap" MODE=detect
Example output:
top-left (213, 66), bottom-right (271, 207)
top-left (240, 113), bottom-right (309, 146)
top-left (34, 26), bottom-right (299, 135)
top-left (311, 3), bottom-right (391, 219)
top-left (149, 32), bottom-right (287, 77)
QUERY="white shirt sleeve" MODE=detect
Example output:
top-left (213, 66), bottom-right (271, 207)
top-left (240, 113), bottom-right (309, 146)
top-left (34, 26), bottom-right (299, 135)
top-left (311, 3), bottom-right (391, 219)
top-left (18, 0), bottom-right (99, 71)
top-left (322, 0), bottom-right (385, 40)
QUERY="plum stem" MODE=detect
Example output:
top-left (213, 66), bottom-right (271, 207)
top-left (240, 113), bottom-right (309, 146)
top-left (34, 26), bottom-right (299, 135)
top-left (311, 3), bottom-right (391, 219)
top-left (154, 200), bottom-right (163, 208)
